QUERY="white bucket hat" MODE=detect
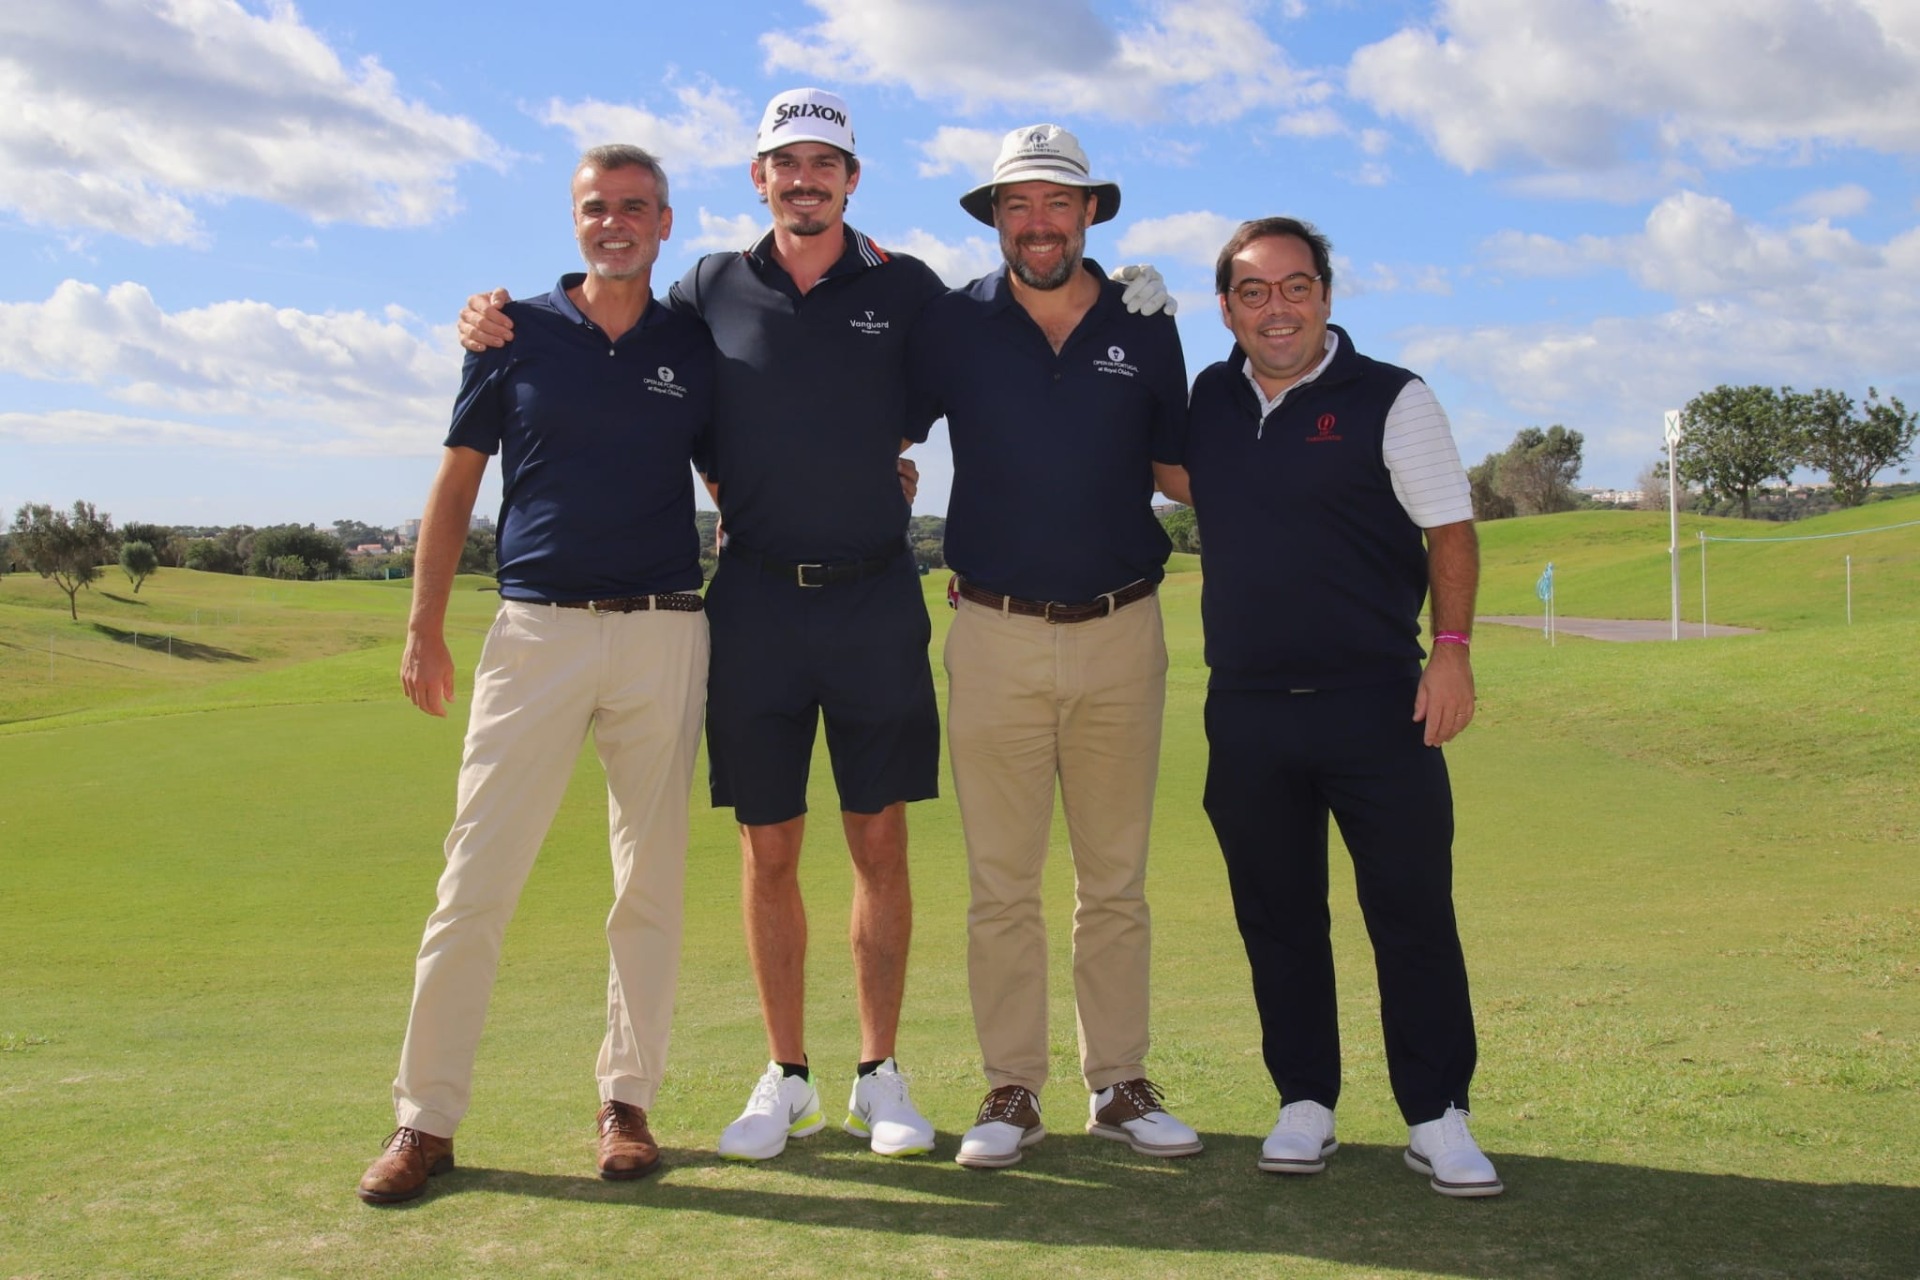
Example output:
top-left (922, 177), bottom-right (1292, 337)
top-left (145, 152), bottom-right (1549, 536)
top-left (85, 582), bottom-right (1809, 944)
top-left (756, 87), bottom-right (856, 156)
top-left (959, 124), bottom-right (1120, 226)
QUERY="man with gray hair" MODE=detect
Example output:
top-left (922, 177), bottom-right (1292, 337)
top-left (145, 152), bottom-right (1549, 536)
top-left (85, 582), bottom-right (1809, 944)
top-left (359, 143), bottom-right (713, 1203)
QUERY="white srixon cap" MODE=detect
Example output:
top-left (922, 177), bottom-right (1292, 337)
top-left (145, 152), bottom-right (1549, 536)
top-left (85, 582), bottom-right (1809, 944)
top-left (960, 123), bottom-right (1120, 226)
top-left (756, 87), bottom-right (855, 156)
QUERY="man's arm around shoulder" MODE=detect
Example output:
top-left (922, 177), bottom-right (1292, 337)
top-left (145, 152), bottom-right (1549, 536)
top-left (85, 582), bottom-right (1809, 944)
top-left (401, 446), bottom-right (490, 717)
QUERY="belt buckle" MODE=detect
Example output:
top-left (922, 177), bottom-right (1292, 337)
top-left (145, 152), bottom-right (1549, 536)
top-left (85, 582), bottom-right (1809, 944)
top-left (586, 598), bottom-right (605, 615)
top-left (796, 563), bottom-right (824, 588)
top-left (1043, 599), bottom-right (1061, 624)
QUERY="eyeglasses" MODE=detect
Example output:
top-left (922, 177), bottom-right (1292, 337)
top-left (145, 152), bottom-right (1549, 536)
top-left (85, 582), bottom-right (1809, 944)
top-left (1231, 274), bottom-right (1322, 308)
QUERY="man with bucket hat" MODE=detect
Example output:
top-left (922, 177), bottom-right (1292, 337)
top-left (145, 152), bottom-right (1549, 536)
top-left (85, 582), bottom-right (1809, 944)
top-left (908, 124), bottom-right (1199, 1170)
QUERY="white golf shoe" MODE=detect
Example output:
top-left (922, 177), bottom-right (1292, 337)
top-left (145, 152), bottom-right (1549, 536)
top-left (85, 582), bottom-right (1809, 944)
top-left (1260, 1100), bottom-right (1337, 1174)
top-left (718, 1062), bottom-right (825, 1161)
top-left (843, 1058), bottom-right (935, 1157)
top-left (1405, 1106), bottom-right (1504, 1197)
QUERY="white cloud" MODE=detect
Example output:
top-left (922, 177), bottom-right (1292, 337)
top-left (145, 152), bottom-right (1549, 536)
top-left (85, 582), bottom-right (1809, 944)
top-left (537, 79), bottom-right (759, 180)
top-left (0, 0), bottom-right (500, 245)
top-left (0, 280), bottom-right (460, 456)
top-left (1117, 211), bottom-right (1241, 266)
top-left (1788, 184), bottom-right (1873, 220)
top-left (1349, 0), bottom-right (1920, 176)
top-left (761, 0), bottom-right (1329, 124)
top-left (915, 127), bottom-right (1004, 179)
top-left (882, 230), bottom-right (1001, 287)
top-left (1404, 200), bottom-right (1920, 476)
top-left (687, 209), bottom-right (765, 254)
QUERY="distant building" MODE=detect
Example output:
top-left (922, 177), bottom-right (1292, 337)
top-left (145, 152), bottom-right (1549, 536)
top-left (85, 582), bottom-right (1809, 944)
top-left (398, 519), bottom-right (422, 544)
top-left (1578, 488), bottom-right (1645, 506)
top-left (469, 515), bottom-right (495, 532)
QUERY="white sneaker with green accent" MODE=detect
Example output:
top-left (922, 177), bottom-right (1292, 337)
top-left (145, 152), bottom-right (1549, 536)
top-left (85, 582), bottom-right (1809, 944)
top-left (718, 1062), bottom-right (824, 1161)
top-left (843, 1058), bottom-right (935, 1156)
top-left (1405, 1106), bottom-right (1504, 1197)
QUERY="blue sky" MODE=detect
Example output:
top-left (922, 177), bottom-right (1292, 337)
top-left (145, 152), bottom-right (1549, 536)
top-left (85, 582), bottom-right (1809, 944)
top-left (4, 0), bottom-right (1918, 528)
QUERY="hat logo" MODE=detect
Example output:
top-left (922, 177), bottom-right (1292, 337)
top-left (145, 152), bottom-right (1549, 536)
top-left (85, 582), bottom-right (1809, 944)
top-left (774, 102), bottom-right (848, 131)
top-left (1108, 346), bottom-right (1125, 362)
top-left (657, 367), bottom-right (675, 384)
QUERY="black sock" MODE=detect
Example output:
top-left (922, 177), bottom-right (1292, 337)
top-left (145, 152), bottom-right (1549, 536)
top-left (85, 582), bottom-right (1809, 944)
top-left (856, 1058), bottom-right (887, 1077)
top-left (778, 1060), bottom-right (809, 1079)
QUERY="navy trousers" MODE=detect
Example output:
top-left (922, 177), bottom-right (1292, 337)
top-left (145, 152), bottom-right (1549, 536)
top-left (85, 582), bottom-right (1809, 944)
top-left (1202, 678), bottom-right (1477, 1125)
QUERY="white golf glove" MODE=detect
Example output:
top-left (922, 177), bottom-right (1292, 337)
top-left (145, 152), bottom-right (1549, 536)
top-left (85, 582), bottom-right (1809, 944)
top-left (1110, 263), bottom-right (1176, 316)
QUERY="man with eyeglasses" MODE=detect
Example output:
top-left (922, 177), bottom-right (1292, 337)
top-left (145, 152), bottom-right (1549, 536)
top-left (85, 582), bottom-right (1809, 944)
top-left (1158, 216), bottom-right (1501, 1196)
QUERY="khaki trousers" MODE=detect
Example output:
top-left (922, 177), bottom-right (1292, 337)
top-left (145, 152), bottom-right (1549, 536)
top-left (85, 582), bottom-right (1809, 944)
top-left (393, 601), bottom-right (708, 1137)
top-left (943, 592), bottom-right (1167, 1093)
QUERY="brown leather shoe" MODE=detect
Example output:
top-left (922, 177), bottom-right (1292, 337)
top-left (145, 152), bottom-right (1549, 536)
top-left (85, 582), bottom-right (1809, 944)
top-left (357, 1126), bottom-right (454, 1204)
top-left (597, 1100), bottom-right (661, 1180)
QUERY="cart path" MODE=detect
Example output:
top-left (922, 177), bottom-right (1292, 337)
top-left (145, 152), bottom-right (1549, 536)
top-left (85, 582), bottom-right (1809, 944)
top-left (1478, 616), bottom-right (1762, 641)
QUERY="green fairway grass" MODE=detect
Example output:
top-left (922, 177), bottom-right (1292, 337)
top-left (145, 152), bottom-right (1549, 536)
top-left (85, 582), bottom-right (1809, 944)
top-left (2, 516), bottom-right (1916, 1278)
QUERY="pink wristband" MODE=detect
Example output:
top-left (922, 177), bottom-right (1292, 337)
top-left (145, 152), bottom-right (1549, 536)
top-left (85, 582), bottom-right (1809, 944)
top-left (1433, 631), bottom-right (1471, 649)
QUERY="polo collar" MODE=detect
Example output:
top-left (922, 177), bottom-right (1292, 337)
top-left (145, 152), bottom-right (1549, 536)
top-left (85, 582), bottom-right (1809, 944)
top-left (552, 273), bottom-right (669, 331)
top-left (743, 224), bottom-right (894, 281)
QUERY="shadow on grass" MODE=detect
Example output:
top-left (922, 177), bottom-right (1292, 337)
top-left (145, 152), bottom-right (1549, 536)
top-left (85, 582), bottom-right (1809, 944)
top-left (407, 1137), bottom-right (1917, 1279)
top-left (101, 592), bottom-right (149, 606)
top-left (86, 622), bottom-right (257, 663)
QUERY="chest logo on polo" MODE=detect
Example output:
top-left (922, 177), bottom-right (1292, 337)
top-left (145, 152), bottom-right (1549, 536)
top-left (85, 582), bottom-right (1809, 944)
top-left (645, 365), bottom-right (687, 399)
top-left (848, 309), bottom-right (890, 336)
top-left (1093, 344), bottom-right (1138, 378)
top-left (1306, 412), bottom-right (1341, 443)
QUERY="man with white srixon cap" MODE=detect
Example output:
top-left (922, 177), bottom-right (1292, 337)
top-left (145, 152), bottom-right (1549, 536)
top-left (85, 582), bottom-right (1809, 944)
top-left (908, 124), bottom-right (1199, 1170)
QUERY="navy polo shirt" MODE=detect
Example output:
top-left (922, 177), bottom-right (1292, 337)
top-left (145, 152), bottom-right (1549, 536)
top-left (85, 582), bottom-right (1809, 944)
top-left (445, 275), bottom-right (713, 602)
top-left (1185, 327), bottom-right (1426, 690)
top-left (669, 226), bottom-right (947, 562)
top-left (909, 261), bottom-right (1186, 602)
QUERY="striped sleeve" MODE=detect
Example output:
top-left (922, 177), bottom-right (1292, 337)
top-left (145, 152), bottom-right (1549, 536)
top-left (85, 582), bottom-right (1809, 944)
top-left (1381, 379), bottom-right (1474, 528)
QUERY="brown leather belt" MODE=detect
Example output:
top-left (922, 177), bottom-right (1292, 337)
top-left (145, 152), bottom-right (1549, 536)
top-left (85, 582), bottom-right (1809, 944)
top-left (955, 577), bottom-right (1156, 624)
top-left (548, 593), bottom-right (705, 614)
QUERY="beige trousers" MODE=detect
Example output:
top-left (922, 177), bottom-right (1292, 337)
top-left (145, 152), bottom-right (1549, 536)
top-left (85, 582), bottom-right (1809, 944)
top-left (393, 601), bottom-right (708, 1137)
top-left (943, 591), bottom-right (1167, 1094)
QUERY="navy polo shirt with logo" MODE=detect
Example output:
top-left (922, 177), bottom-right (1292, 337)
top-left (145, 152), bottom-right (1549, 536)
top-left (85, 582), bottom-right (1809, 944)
top-left (445, 274), bottom-right (713, 602)
top-left (909, 262), bottom-right (1186, 602)
top-left (669, 226), bottom-right (947, 561)
top-left (1185, 325), bottom-right (1426, 691)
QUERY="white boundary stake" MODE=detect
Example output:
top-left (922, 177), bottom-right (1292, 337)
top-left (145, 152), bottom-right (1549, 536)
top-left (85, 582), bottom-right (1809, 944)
top-left (1846, 555), bottom-right (1853, 625)
top-left (1697, 531), bottom-right (1708, 637)
top-left (1664, 409), bottom-right (1683, 642)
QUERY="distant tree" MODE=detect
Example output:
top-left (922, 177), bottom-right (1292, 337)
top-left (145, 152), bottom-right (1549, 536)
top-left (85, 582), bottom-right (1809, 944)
top-left (185, 537), bottom-right (244, 574)
top-left (1635, 458), bottom-right (1675, 512)
top-left (1676, 385), bottom-right (1794, 519)
top-left (247, 525), bottom-right (347, 580)
top-left (1160, 504), bottom-right (1201, 553)
top-left (458, 528), bottom-right (496, 576)
top-left (907, 514), bottom-right (947, 570)
top-left (332, 518), bottom-right (387, 549)
top-left (119, 522), bottom-right (181, 567)
top-left (1496, 425), bottom-right (1584, 515)
top-left (10, 500), bottom-right (117, 620)
top-left (1466, 454), bottom-right (1516, 521)
top-left (119, 540), bottom-right (160, 593)
top-left (1789, 386), bottom-right (1918, 508)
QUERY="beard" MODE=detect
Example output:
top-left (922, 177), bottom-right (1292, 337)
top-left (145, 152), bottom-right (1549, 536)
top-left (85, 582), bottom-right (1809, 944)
top-left (1003, 230), bottom-right (1081, 291)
